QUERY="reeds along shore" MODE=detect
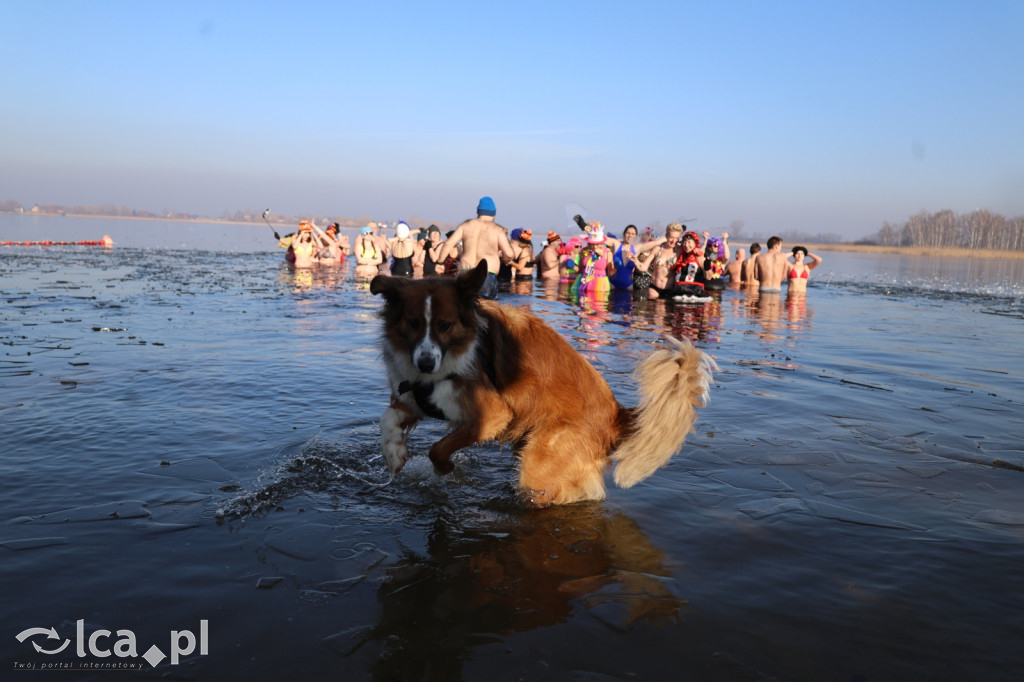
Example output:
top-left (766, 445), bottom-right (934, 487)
top-left (797, 243), bottom-right (1024, 260)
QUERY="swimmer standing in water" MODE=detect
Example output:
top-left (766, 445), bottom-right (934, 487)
top-left (755, 236), bottom-right (787, 293)
top-left (785, 246), bottom-right (823, 294)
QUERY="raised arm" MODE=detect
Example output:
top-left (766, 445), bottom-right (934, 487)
top-left (635, 236), bottom-right (667, 255)
top-left (497, 230), bottom-right (516, 261)
top-left (626, 249), bottom-right (652, 273)
top-left (311, 223), bottom-right (334, 245)
top-left (437, 225), bottom-right (464, 264)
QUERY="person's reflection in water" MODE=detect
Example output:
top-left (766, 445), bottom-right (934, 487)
top-left (669, 298), bottom-right (721, 343)
top-left (626, 297), bottom-right (720, 342)
top-left (748, 289), bottom-right (782, 341)
top-left (353, 504), bottom-right (684, 680)
top-left (280, 260), bottom-right (348, 292)
top-left (286, 267), bottom-right (314, 291)
top-left (509, 277), bottom-right (535, 297)
top-left (786, 289), bottom-right (808, 324)
top-left (536, 276), bottom-right (561, 302)
top-left (744, 287), bottom-right (811, 344)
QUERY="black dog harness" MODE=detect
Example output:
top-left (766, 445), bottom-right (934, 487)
top-left (397, 374), bottom-right (457, 421)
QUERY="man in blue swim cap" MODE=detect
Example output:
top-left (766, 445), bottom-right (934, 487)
top-left (476, 196), bottom-right (496, 217)
top-left (437, 196), bottom-right (516, 299)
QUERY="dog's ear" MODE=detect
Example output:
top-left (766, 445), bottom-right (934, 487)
top-left (370, 274), bottom-right (409, 299)
top-left (455, 260), bottom-right (488, 301)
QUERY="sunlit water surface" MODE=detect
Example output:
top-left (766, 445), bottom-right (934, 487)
top-left (2, 216), bottom-right (1023, 681)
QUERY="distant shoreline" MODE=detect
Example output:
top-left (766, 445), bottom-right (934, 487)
top-left (5, 211), bottom-right (388, 231)
top-left (12, 211), bottom-right (278, 227)
top-left (7, 212), bottom-right (1023, 259)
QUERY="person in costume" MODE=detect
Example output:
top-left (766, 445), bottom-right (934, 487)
top-left (700, 231), bottom-right (731, 288)
top-left (571, 222), bottom-right (616, 299)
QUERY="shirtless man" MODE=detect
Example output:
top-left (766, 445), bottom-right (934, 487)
top-left (724, 247), bottom-right (745, 287)
top-left (755, 236), bottom-right (786, 293)
top-left (742, 242), bottom-right (761, 287)
top-left (437, 196), bottom-right (516, 299)
top-left (537, 232), bottom-right (562, 279)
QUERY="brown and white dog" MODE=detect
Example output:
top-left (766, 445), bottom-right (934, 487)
top-left (369, 260), bottom-right (715, 505)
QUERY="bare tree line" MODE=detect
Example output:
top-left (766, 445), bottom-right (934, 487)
top-left (869, 209), bottom-right (1024, 252)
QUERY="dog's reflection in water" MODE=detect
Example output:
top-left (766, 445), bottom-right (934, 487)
top-left (348, 503), bottom-right (684, 679)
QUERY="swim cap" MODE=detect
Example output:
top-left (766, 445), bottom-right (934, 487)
top-left (360, 226), bottom-right (373, 235)
top-left (510, 228), bottom-right (522, 241)
top-left (477, 196), bottom-right (496, 216)
top-left (519, 229), bottom-right (532, 242)
top-left (427, 224), bottom-right (440, 235)
top-left (396, 222), bottom-right (410, 239)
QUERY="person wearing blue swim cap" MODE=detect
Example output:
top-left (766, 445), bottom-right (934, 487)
top-left (437, 196), bottom-right (516, 299)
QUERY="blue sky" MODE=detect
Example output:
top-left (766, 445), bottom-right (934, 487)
top-left (2, 0), bottom-right (1022, 238)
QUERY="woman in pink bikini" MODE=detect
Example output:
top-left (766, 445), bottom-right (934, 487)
top-left (786, 246), bottom-right (823, 294)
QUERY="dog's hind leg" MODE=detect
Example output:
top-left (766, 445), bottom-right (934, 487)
top-left (517, 429), bottom-right (608, 506)
top-left (380, 398), bottom-right (419, 474)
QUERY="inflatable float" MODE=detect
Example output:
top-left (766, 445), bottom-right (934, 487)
top-left (2, 235), bottom-right (114, 247)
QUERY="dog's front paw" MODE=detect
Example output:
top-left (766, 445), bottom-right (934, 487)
top-left (382, 437), bottom-right (409, 474)
top-left (380, 406), bottom-right (413, 474)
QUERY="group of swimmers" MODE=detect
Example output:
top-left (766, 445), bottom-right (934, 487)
top-left (722, 236), bottom-right (824, 295)
top-left (534, 223), bottom-right (820, 301)
top-left (350, 220), bottom-right (463, 281)
top-left (277, 221), bottom-right (351, 268)
top-left (277, 197), bottom-right (823, 301)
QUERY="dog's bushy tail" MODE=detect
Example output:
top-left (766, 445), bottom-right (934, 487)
top-left (612, 337), bottom-right (715, 488)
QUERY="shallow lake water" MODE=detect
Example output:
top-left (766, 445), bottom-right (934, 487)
top-left (2, 216), bottom-right (1023, 681)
